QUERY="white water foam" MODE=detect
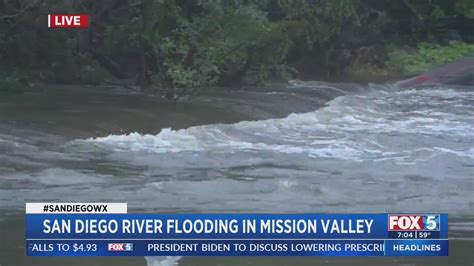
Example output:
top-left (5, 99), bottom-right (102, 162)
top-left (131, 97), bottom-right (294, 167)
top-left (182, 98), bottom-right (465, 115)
top-left (85, 86), bottom-right (474, 164)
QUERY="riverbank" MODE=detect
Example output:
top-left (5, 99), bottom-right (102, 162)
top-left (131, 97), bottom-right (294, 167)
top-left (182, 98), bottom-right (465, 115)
top-left (3, 51), bottom-right (472, 141)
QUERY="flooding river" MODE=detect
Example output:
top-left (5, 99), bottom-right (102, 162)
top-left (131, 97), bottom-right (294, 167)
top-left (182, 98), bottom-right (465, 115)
top-left (0, 81), bottom-right (473, 265)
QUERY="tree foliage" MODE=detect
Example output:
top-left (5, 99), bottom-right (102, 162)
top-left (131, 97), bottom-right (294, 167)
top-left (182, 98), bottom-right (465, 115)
top-left (0, 0), bottom-right (472, 94)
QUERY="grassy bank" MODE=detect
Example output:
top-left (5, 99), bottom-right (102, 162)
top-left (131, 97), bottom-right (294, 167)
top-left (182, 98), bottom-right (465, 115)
top-left (387, 42), bottom-right (474, 76)
top-left (345, 41), bottom-right (474, 82)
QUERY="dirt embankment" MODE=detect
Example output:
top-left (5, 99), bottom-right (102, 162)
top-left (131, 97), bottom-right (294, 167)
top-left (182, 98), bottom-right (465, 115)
top-left (397, 56), bottom-right (474, 87)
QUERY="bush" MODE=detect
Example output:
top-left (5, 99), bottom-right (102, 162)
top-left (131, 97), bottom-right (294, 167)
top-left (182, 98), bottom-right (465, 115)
top-left (142, 1), bottom-right (285, 89)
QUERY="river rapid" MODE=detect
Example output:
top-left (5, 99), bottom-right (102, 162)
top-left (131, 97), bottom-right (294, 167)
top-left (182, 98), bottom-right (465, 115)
top-left (0, 81), bottom-right (473, 265)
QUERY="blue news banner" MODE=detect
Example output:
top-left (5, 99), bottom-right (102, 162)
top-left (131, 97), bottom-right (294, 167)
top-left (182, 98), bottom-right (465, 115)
top-left (26, 214), bottom-right (448, 256)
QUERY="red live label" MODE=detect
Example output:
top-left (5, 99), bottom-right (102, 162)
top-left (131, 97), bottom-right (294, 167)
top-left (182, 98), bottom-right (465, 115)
top-left (48, 14), bottom-right (88, 28)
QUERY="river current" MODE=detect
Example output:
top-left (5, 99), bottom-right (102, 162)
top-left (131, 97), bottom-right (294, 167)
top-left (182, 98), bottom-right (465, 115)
top-left (0, 82), bottom-right (473, 265)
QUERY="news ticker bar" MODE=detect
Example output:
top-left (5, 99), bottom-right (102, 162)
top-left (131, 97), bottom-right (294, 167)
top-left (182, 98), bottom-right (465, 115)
top-left (25, 203), bottom-right (448, 256)
top-left (26, 239), bottom-right (448, 256)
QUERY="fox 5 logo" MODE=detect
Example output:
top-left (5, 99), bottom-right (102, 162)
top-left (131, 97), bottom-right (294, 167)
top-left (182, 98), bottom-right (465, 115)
top-left (389, 214), bottom-right (440, 231)
top-left (108, 243), bottom-right (133, 251)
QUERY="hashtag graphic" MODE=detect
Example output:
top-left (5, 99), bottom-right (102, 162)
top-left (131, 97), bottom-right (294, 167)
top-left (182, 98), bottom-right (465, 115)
top-left (43, 204), bottom-right (49, 212)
